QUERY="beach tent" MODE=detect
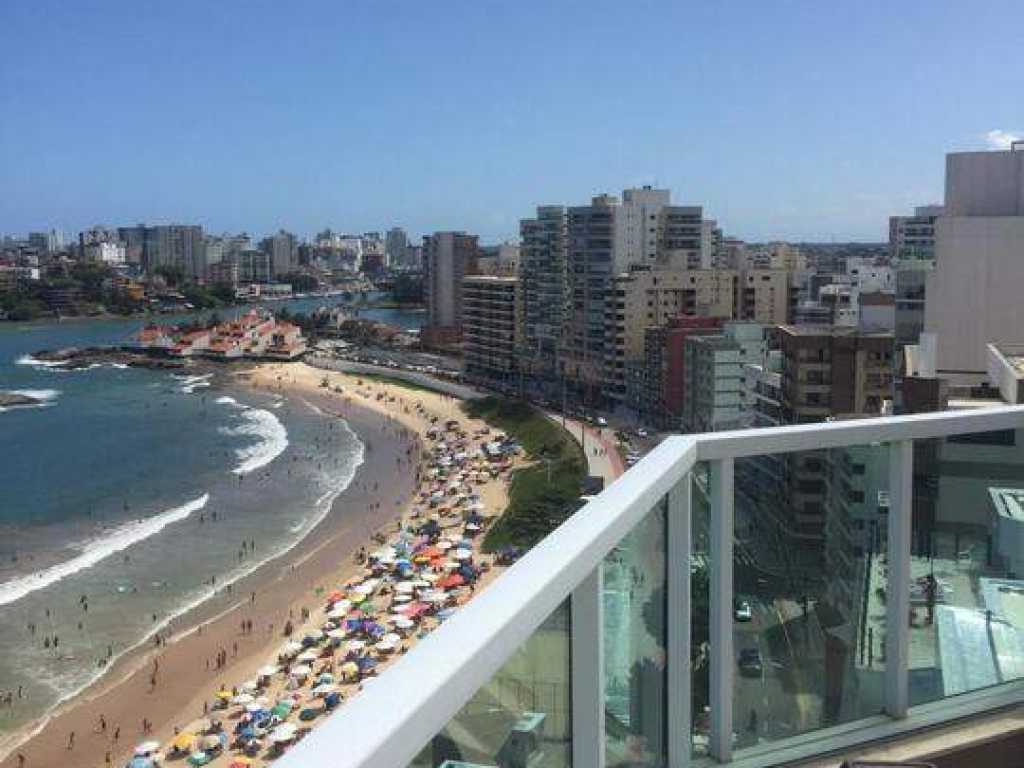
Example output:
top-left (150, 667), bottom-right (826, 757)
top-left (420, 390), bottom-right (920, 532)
top-left (134, 741), bottom-right (160, 756)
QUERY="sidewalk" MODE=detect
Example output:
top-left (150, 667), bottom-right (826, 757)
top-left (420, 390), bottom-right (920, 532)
top-left (546, 413), bottom-right (625, 485)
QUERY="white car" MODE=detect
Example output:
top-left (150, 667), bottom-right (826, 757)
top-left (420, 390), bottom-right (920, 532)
top-left (734, 601), bottom-right (753, 622)
top-left (596, 416), bottom-right (608, 427)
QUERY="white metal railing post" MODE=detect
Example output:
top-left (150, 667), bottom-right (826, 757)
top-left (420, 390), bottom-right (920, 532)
top-left (572, 564), bottom-right (605, 768)
top-left (668, 473), bottom-right (693, 768)
top-left (709, 458), bottom-right (734, 762)
top-left (885, 440), bottom-right (913, 718)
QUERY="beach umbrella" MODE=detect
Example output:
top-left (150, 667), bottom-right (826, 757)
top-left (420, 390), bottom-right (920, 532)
top-left (339, 660), bottom-right (359, 678)
top-left (271, 702), bottom-right (292, 719)
top-left (395, 581), bottom-right (415, 594)
top-left (316, 671), bottom-right (335, 684)
top-left (394, 616), bottom-right (415, 630)
top-left (442, 561), bottom-right (461, 571)
top-left (327, 628), bottom-right (347, 641)
top-left (438, 574), bottom-right (465, 590)
top-left (129, 758), bottom-right (154, 768)
top-left (134, 741), bottom-right (160, 756)
top-left (258, 664), bottom-right (279, 677)
top-left (187, 750), bottom-right (210, 766)
top-left (232, 693), bottom-right (255, 705)
top-left (454, 548), bottom-right (472, 561)
top-left (304, 628), bottom-right (325, 643)
top-left (392, 594), bottom-right (412, 603)
top-left (356, 656), bottom-right (377, 672)
top-left (296, 649), bottom-right (319, 662)
top-left (345, 639), bottom-right (366, 653)
top-left (278, 641), bottom-right (302, 658)
top-left (244, 702), bottom-right (265, 713)
top-left (465, 523), bottom-right (481, 533)
top-left (326, 602), bottom-right (351, 619)
top-left (383, 632), bottom-right (401, 644)
top-left (325, 590), bottom-right (345, 604)
top-left (312, 682), bottom-right (336, 696)
top-left (289, 664), bottom-right (312, 677)
top-left (270, 723), bottom-right (297, 743)
top-left (239, 679), bottom-right (259, 692)
top-left (375, 639), bottom-right (397, 653)
top-left (229, 760), bottom-right (253, 768)
top-left (171, 732), bottom-right (195, 752)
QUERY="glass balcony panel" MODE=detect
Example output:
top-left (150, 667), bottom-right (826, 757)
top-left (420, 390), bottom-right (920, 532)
top-left (732, 443), bottom-right (890, 749)
top-left (691, 462), bottom-right (712, 759)
top-left (603, 498), bottom-right (667, 767)
top-left (408, 600), bottom-right (571, 768)
top-left (909, 430), bottom-right (1024, 707)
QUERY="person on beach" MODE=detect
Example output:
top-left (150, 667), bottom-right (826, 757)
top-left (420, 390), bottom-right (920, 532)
top-left (66, 731), bottom-right (74, 750)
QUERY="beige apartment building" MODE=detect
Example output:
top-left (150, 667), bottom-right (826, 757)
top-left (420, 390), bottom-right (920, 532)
top-left (604, 268), bottom-right (737, 404)
top-left (739, 268), bottom-right (790, 324)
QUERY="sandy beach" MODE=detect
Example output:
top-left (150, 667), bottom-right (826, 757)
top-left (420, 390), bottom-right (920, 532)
top-left (1, 361), bottom-right (513, 768)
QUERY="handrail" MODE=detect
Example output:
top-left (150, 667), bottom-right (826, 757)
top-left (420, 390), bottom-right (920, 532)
top-left (274, 405), bottom-right (1024, 768)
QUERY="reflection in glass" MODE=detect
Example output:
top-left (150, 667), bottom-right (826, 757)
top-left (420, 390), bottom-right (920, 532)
top-left (409, 600), bottom-right (571, 768)
top-left (909, 431), bottom-right (1024, 706)
top-left (604, 499), bottom-right (667, 767)
top-left (732, 443), bottom-right (889, 749)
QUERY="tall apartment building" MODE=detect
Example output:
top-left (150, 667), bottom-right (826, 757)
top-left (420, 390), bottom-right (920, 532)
top-left (385, 227), bottom-right (408, 269)
top-left (461, 275), bottom-right (519, 385)
top-left (739, 269), bottom-right (790, 324)
top-left (890, 205), bottom-right (943, 265)
top-left (641, 316), bottom-right (725, 429)
top-left (925, 145), bottom-right (1024, 373)
top-left (563, 195), bottom-right (620, 396)
top-left (779, 326), bottom-right (894, 423)
top-left (562, 188), bottom-right (708, 401)
top-left (681, 322), bottom-right (767, 433)
top-left (683, 335), bottom-right (743, 433)
top-left (605, 269), bottom-right (737, 405)
top-left (518, 206), bottom-right (567, 385)
top-left (423, 231), bottom-right (479, 334)
top-left (117, 224), bottom-right (205, 278)
top-left (776, 325), bottom-right (894, 546)
top-left (261, 230), bottom-right (298, 278)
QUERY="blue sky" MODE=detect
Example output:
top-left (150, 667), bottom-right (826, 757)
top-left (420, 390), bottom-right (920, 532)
top-left (1, 1), bottom-right (1021, 243)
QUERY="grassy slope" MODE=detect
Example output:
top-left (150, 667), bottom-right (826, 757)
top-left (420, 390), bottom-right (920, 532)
top-left (461, 397), bottom-right (586, 552)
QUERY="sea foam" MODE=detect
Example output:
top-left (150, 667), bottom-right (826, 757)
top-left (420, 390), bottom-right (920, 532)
top-left (0, 494), bottom-right (210, 607)
top-left (217, 397), bottom-right (289, 474)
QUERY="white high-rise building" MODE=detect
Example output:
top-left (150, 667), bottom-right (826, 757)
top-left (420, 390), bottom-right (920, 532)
top-left (925, 145), bottom-right (1024, 374)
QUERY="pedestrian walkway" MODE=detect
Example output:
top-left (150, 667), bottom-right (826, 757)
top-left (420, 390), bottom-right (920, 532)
top-left (545, 414), bottom-right (624, 485)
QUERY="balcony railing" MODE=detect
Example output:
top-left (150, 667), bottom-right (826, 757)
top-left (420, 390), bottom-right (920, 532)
top-left (275, 405), bottom-right (1024, 768)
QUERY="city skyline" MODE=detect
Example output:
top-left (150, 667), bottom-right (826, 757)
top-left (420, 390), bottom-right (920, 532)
top-left (2, 1), bottom-right (1022, 241)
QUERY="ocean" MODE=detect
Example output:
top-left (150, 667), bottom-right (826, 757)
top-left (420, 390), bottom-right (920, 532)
top-left (0, 299), bottom-right (422, 740)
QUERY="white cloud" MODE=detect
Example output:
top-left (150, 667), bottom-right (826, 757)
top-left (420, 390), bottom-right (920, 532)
top-left (985, 129), bottom-right (1022, 149)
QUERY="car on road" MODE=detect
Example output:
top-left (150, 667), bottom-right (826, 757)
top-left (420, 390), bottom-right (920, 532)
top-left (596, 416), bottom-right (608, 427)
top-left (636, 427), bottom-right (649, 438)
top-left (738, 648), bottom-right (762, 677)
top-left (734, 600), bottom-right (753, 622)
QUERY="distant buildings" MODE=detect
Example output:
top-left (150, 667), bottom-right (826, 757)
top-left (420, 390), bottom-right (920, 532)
top-left (117, 224), bottom-right (206, 278)
top-left (385, 227), bottom-right (409, 269)
top-left (422, 231), bottom-right (479, 341)
top-left (261, 230), bottom-right (298, 278)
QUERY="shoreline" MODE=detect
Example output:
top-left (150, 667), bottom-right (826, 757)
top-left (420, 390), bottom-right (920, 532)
top-left (1, 361), bottom-right (513, 768)
top-left (0, 380), bottom-right (417, 768)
